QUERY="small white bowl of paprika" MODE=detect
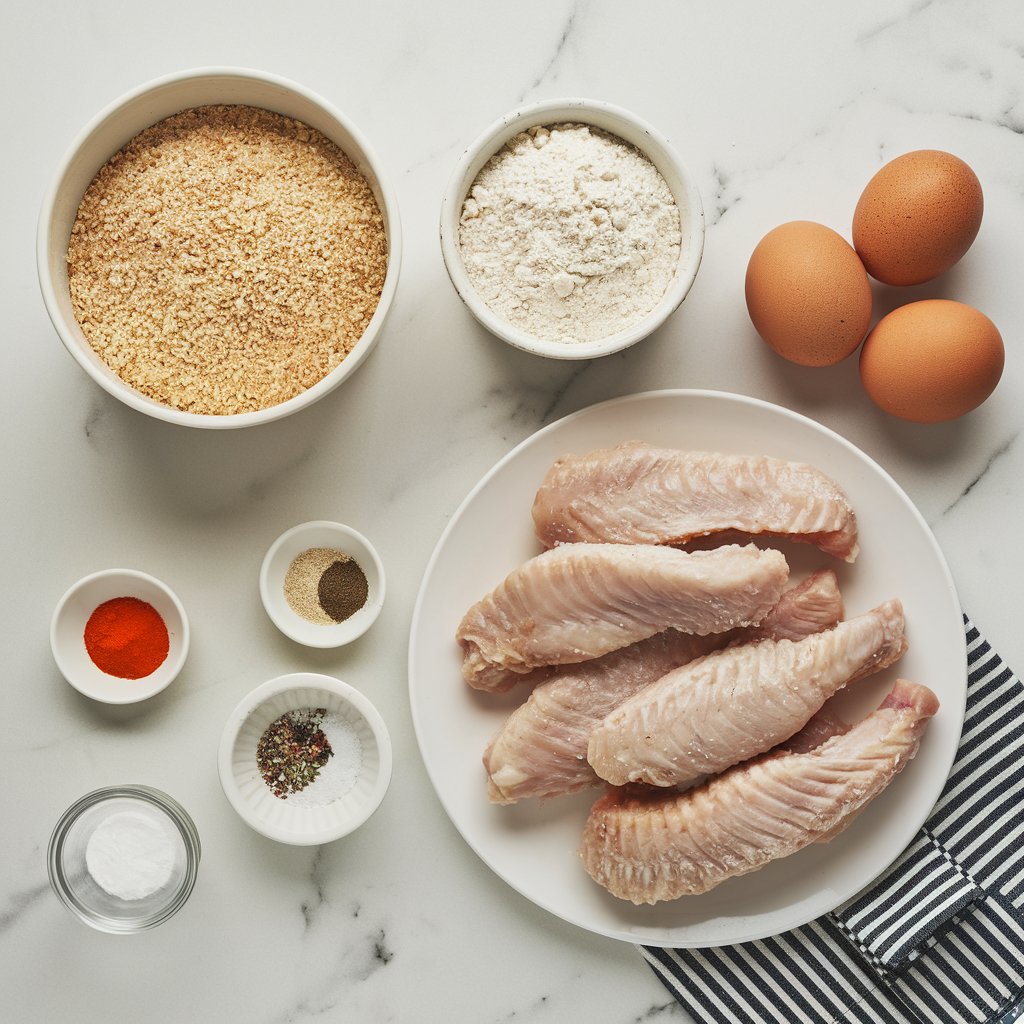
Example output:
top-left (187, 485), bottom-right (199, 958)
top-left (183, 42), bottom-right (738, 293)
top-left (51, 569), bottom-right (190, 704)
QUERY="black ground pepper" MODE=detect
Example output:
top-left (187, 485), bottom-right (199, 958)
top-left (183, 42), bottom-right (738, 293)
top-left (318, 558), bottom-right (369, 623)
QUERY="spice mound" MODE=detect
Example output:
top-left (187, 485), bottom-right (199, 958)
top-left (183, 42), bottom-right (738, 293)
top-left (458, 122), bottom-right (681, 345)
top-left (85, 809), bottom-right (179, 901)
top-left (256, 707), bottom-right (362, 807)
top-left (67, 104), bottom-right (388, 416)
top-left (285, 546), bottom-right (369, 625)
top-left (84, 596), bottom-right (169, 679)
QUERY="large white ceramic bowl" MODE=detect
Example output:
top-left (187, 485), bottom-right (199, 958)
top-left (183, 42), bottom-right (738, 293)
top-left (37, 67), bottom-right (402, 429)
top-left (440, 98), bottom-right (705, 360)
top-left (218, 673), bottom-right (392, 845)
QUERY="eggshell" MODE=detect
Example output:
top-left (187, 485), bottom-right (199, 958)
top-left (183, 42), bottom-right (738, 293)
top-left (745, 221), bottom-right (873, 367)
top-left (853, 150), bottom-right (983, 286)
top-left (859, 299), bottom-right (1003, 423)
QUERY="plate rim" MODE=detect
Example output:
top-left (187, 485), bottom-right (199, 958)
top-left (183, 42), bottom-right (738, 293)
top-left (408, 387), bottom-right (967, 947)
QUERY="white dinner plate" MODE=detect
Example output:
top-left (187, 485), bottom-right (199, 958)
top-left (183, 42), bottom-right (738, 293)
top-left (408, 389), bottom-right (966, 948)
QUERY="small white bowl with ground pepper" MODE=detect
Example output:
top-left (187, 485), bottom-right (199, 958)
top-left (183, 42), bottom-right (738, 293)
top-left (440, 98), bottom-right (704, 360)
top-left (38, 67), bottom-right (401, 428)
top-left (218, 673), bottom-right (393, 845)
top-left (259, 521), bottom-right (385, 648)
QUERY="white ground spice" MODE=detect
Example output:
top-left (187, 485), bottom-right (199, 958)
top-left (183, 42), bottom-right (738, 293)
top-left (284, 547), bottom-right (350, 625)
top-left (66, 104), bottom-right (388, 415)
top-left (85, 810), bottom-right (179, 900)
top-left (458, 123), bottom-right (681, 345)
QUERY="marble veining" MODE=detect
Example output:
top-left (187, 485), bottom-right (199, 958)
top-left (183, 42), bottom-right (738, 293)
top-left (706, 164), bottom-right (740, 227)
top-left (939, 432), bottom-right (1018, 518)
top-left (4, 3), bottom-right (1024, 1023)
top-left (0, 882), bottom-right (49, 935)
top-left (855, 0), bottom-right (938, 45)
top-left (83, 398), bottom-right (106, 442)
top-left (635, 1003), bottom-right (689, 1021)
top-left (299, 847), bottom-right (328, 929)
top-left (538, 361), bottom-right (594, 424)
top-left (521, 6), bottom-right (579, 99)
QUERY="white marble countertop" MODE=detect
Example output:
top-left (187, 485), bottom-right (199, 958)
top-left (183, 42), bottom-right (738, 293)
top-left (3, 2), bottom-right (1023, 1021)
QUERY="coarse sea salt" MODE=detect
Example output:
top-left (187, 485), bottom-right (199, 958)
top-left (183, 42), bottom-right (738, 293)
top-left (286, 710), bottom-right (363, 808)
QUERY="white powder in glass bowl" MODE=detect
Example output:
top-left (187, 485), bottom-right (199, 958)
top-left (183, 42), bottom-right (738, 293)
top-left (85, 809), bottom-right (179, 900)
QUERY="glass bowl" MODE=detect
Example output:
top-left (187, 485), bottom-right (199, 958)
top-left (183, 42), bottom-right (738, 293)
top-left (48, 785), bottom-right (201, 933)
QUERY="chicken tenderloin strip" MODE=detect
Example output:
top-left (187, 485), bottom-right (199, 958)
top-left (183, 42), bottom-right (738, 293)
top-left (587, 599), bottom-right (906, 787)
top-left (484, 569), bottom-right (843, 804)
top-left (532, 441), bottom-right (859, 562)
top-left (458, 543), bottom-right (789, 692)
top-left (579, 679), bottom-right (939, 904)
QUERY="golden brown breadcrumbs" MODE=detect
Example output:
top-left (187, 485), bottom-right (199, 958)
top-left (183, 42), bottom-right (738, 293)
top-left (66, 104), bottom-right (388, 415)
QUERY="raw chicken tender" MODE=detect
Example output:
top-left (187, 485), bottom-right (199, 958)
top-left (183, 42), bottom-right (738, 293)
top-left (532, 441), bottom-right (859, 562)
top-left (484, 570), bottom-right (843, 803)
top-left (579, 680), bottom-right (939, 904)
top-left (587, 600), bottom-right (906, 787)
top-left (457, 543), bottom-right (789, 692)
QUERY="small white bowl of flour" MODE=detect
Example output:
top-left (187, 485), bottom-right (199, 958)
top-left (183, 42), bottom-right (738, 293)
top-left (440, 99), bottom-right (704, 359)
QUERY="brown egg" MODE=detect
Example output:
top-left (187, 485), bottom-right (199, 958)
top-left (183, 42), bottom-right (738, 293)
top-left (860, 299), bottom-right (1003, 423)
top-left (853, 150), bottom-right (983, 286)
top-left (745, 221), bottom-right (872, 367)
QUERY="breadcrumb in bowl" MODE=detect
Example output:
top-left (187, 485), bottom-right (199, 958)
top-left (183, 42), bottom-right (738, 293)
top-left (38, 67), bottom-right (402, 429)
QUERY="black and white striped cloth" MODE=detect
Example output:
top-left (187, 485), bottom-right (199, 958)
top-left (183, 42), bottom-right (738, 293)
top-left (641, 617), bottom-right (1024, 1024)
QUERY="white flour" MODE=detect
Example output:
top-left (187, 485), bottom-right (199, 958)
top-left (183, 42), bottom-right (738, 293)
top-left (459, 123), bottom-right (681, 345)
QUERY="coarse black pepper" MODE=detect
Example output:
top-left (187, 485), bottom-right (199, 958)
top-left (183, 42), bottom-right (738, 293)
top-left (256, 708), bottom-right (334, 798)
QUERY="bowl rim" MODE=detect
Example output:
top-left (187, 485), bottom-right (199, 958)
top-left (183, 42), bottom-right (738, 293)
top-left (47, 783), bottom-right (201, 933)
top-left (439, 96), bottom-right (705, 361)
top-left (258, 520), bottom-right (386, 648)
top-left (217, 672), bottom-right (393, 845)
top-left (36, 64), bottom-right (403, 429)
top-left (50, 567), bottom-right (191, 704)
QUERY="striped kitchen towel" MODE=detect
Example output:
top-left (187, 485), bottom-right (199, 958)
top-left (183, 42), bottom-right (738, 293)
top-left (641, 617), bottom-right (1024, 1024)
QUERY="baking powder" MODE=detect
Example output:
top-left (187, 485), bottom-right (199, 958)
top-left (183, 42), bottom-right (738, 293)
top-left (458, 123), bottom-right (681, 345)
top-left (85, 810), bottom-right (179, 900)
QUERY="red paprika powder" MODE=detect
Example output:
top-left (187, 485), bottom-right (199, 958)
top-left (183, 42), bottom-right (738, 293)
top-left (84, 597), bottom-right (169, 679)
